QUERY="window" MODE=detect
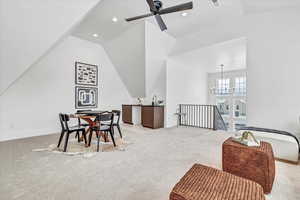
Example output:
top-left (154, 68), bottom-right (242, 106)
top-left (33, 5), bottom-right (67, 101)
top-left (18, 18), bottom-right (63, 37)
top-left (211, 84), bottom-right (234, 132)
top-left (235, 77), bottom-right (246, 96)
top-left (216, 78), bottom-right (230, 95)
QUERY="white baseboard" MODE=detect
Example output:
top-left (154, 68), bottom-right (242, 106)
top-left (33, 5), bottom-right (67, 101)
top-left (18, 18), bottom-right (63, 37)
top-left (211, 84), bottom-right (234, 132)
top-left (0, 128), bottom-right (60, 142)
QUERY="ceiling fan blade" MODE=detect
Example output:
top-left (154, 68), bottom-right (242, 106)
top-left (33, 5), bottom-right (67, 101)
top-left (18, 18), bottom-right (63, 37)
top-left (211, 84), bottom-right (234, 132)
top-left (155, 15), bottom-right (167, 31)
top-left (159, 2), bottom-right (193, 15)
top-left (146, 0), bottom-right (157, 12)
top-left (126, 13), bottom-right (154, 22)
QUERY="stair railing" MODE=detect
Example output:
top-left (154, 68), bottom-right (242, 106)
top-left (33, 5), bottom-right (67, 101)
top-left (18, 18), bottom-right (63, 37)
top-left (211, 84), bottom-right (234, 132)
top-left (178, 104), bottom-right (227, 131)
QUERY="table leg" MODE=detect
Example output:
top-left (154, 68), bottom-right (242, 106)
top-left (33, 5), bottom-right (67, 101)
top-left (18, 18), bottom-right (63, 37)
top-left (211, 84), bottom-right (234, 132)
top-left (97, 131), bottom-right (109, 142)
top-left (82, 127), bottom-right (90, 147)
top-left (79, 126), bottom-right (90, 142)
top-left (102, 131), bottom-right (110, 142)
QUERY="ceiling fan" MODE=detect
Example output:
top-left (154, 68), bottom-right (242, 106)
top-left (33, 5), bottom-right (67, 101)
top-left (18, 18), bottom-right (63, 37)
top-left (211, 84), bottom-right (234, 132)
top-left (125, 0), bottom-right (193, 31)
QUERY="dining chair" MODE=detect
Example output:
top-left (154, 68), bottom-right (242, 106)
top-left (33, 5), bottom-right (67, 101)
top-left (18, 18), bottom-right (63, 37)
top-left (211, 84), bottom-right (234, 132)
top-left (57, 113), bottom-right (87, 152)
top-left (89, 112), bottom-right (116, 152)
top-left (112, 110), bottom-right (123, 139)
top-left (101, 110), bottom-right (123, 139)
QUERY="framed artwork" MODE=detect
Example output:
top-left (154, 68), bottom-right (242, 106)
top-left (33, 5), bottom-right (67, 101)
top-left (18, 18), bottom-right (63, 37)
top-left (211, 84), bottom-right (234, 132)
top-left (75, 62), bottom-right (98, 86)
top-left (75, 86), bottom-right (98, 109)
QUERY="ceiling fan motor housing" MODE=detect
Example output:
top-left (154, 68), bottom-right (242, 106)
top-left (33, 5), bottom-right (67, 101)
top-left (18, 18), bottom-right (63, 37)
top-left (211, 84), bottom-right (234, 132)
top-left (153, 0), bottom-right (163, 12)
top-left (126, 0), bottom-right (193, 31)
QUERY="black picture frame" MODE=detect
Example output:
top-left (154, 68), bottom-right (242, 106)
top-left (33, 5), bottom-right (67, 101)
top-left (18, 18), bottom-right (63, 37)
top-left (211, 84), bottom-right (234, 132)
top-left (75, 62), bottom-right (98, 86)
top-left (75, 86), bottom-right (98, 109)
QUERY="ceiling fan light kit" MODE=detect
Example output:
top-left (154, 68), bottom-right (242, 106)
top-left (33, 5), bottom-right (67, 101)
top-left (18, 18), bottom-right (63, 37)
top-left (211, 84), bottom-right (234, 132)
top-left (181, 12), bottom-right (188, 17)
top-left (125, 0), bottom-right (193, 31)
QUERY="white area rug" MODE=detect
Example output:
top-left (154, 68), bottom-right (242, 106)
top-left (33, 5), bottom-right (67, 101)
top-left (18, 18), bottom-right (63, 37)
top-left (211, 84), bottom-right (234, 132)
top-left (32, 137), bottom-right (131, 158)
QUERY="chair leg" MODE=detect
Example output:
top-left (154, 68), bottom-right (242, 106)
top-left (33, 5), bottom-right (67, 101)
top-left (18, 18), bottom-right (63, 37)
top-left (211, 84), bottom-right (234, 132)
top-left (96, 130), bottom-right (100, 141)
top-left (76, 131), bottom-right (80, 143)
top-left (112, 127), bottom-right (115, 136)
top-left (63, 132), bottom-right (70, 152)
top-left (57, 130), bottom-right (65, 148)
top-left (97, 132), bottom-right (101, 152)
top-left (117, 125), bottom-right (123, 139)
top-left (109, 130), bottom-right (116, 147)
top-left (82, 130), bottom-right (87, 145)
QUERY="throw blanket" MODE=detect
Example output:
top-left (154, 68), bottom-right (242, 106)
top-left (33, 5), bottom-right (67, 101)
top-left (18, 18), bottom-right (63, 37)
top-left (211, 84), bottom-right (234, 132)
top-left (237, 126), bottom-right (300, 152)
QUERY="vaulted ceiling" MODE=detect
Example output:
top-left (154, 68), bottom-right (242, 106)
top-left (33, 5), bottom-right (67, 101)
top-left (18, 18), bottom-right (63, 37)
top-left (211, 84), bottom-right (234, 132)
top-left (73, 0), bottom-right (243, 42)
top-left (73, 0), bottom-right (300, 44)
top-left (171, 37), bottom-right (246, 73)
top-left (242, 0), bottom-right (300, 14)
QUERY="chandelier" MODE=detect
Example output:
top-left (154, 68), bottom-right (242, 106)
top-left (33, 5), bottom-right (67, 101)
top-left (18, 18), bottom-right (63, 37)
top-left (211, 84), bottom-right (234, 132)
top-left (210, 64), bottom-right (235, 95)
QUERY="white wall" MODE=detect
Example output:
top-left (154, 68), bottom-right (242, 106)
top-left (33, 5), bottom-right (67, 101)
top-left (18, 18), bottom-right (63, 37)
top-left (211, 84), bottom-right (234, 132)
top-left (0, 0), bottom-right (101, 95)
top-left (0, 36), bottom-right (132, 141)
top-left (144, 21), bottom-right (176, 104)
top-left (166, 59), bottom-right (208, 127)
top-left (103, 23), bottom-right (146, 98)
top-left (246, 10), bottom-right (300, 136)
top-left (165, 37), bottom-right (246, 127)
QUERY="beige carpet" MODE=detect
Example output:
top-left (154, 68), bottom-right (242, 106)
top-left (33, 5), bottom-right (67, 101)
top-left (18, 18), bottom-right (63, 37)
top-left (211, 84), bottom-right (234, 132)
top-left (0, 125), bottom-right (300, 200)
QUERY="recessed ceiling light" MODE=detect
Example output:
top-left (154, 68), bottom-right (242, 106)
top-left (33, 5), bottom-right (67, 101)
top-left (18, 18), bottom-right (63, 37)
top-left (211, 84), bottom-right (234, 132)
top-left (92, 33), bottom-right (99, 38)
top-left (112, 17), bottom-right (118, 22)
top-left (181, 12), bottom-right (188, 17)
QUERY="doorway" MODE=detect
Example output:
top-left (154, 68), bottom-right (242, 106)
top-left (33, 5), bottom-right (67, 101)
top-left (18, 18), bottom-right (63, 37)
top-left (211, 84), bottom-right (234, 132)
top-left (208, 69), bottom-right (247, 131)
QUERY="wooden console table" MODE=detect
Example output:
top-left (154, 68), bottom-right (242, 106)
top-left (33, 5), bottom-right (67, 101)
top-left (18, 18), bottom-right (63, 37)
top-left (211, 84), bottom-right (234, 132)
top-left (122, 105), bottom-right (164, 129)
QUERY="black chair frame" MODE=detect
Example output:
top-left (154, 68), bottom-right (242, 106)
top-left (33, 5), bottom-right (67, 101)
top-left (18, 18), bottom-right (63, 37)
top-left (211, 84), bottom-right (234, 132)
top-left (112, 110), bottom-right (123, 139)
top-left (89, 112), bottom-right (116, 152)
top-left (57, 113), bottom-right (87, 152)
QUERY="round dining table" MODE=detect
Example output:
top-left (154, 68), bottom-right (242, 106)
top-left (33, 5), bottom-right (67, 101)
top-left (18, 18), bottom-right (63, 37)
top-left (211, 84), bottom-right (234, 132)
top-left (70, 111), bottom-right (109, 146)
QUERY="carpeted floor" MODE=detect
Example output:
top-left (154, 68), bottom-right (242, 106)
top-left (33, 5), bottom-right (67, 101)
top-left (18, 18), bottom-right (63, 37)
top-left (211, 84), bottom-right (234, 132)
top-left (0, 125), bottom-right (300, 200)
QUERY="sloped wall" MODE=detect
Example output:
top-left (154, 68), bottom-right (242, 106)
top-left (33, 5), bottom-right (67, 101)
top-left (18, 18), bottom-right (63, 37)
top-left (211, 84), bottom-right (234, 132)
top-left (165, 58), bottom-right (208, 128)
top-left (103, 23), bottom-right (146, 98)
top-left (0, 0), bottom-right (101, 95)
top-left (0, 36), bottom-right (132, 141)
top-left (145, 21), bottom-right (176, 104)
